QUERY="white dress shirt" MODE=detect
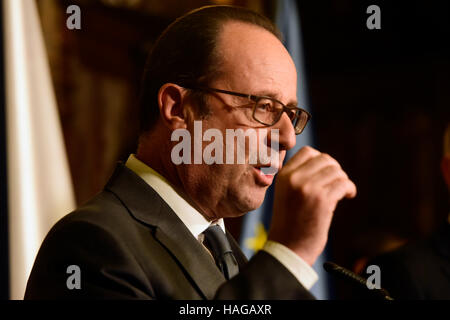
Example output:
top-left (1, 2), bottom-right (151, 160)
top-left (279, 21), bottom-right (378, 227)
top-left (125, 154), bottom-right (318, 290)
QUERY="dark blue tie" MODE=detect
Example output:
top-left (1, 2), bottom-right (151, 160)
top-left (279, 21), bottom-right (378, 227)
top-left (203, 225), bottom-right (239, 280)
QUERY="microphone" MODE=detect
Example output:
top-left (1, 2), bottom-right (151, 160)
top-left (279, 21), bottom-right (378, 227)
top-left (323, 261), bottom-right (394, 300)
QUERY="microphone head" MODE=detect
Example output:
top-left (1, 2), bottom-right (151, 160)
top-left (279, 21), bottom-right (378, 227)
top-left (323, 261), bottom-right (394, 300)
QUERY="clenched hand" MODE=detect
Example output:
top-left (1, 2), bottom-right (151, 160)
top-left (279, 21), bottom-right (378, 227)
top-left (269, 146), bottom-right (357, 266)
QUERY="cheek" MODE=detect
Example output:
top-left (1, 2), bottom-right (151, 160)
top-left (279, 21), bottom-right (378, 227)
top-left (195, 164), bottom-right (245, 187)
top-left (220, 164), bottom-right (250, 183)
top-left (202, 114), bottom-right (233, 131)
top-left (231, 166), bottom-right (256, 192)
top-left (206, 165), bottom-right (252, 192)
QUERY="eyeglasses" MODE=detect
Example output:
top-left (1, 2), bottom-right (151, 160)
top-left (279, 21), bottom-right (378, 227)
top-left (183, 86), bottom-right (311, 135)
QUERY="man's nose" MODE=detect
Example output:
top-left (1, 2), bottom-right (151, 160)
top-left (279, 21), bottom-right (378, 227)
top-left (268, 112), bottom-right (296, 151)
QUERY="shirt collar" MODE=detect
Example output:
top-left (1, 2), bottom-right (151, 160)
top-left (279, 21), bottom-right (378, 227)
top-left (125, 154), bottom-right (225, 240)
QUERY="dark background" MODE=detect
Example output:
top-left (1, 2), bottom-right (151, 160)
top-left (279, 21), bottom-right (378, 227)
top-left (298, 0), bottom-right (450, 298)
top-left (1, 0), bottom-right (449, 299)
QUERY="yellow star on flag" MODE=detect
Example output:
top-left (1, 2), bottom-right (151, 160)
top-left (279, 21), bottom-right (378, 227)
top-left (244, 222), bottom-right (268, 252)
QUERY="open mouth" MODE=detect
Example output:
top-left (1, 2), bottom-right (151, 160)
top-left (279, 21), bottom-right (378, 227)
top-left (254, 165), bottom-right (279, 176)
top-left (252, 166), bottom-right (275, 186)
top-left (254, 165), bottom-right (279, 177)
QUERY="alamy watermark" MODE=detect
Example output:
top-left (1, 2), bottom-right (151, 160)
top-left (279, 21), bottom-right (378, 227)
top-left (366, 5), bottom-right (381, 30)
top-left (66, 264), bottom-right (81, 290)
top-left (66, 5), bottom-right (81, 30)
top-left (366, 264), bottom-right (381, 290)
top-left (171, 121), bottom-right (280, 174)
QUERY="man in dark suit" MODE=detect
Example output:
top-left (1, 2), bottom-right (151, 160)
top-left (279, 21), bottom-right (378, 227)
top-left (25, 5), bottom-right (356, 299)
top-left (369, 124), bottom-right (450, 299)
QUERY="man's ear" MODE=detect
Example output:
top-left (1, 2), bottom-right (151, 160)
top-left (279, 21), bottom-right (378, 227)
top-left (441, 155), bottom-right (450, 191)
top-left (157, 83), bottom-right (189, 130)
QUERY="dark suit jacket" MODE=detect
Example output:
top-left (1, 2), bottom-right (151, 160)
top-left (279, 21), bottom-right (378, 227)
top-left (25, 164), bottom-right (314, 300)
top-left (369, 224), bottom-right (450, 300)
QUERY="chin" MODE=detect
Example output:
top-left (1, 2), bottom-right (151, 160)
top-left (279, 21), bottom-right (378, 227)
top-left (235, 187), bottom-right (267, 213)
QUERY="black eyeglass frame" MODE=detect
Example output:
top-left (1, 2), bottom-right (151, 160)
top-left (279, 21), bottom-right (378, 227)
top-left (182, 85), bottom-right (311, 135)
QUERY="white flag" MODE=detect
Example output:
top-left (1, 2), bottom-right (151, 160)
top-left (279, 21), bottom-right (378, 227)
top-left (3, 0), bottom-right (75, 299)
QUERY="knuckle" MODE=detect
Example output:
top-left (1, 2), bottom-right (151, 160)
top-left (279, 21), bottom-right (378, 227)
top-left (300, 181), bottom-right (324, 201)
top-left (347, 179), bottom-right (357, 190)
top-left (338, 168), bottom-right (349, 180)
top-left (321, 164), bottom-right (343, 179)
top-left (322, 152), bottom-right (336, 162)
top-left (335, 177), bottom-right (348, 186)
top-left (319, 153), bottom-right (334, 165)
top-left (301, 146), bottom-right (313, 157)
top-left (321, 153), bottom-right (331, 160)
top-left (324, 164), bottom-right (339, 174)
top-left (287, 173), bottom-right (297, 186)
top-left (298, 181), bottom-right (312, 195)
top-left (302, 146), bottom-right (319, 157)
top-left (313, 192), bottom-right (327, 203)
top-left (280, 171), bottom-right (299, 188)
top-left (302, 146), bottom-right (313, 153)
top-left (337, 178), bottom-right (353, 194)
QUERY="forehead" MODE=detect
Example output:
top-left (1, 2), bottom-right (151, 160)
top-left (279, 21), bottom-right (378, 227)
top-left (214, 21), bottom-right (297, 102)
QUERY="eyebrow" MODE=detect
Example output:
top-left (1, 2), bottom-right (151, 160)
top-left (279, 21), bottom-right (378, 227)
top-left (252, 90), bottom-right (298, 108)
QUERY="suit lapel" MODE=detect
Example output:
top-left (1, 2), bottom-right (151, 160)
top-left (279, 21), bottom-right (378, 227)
top-left (152, 222), bottom-right (226, 300)
top-left (105, 164), bottom-right (226, 299)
